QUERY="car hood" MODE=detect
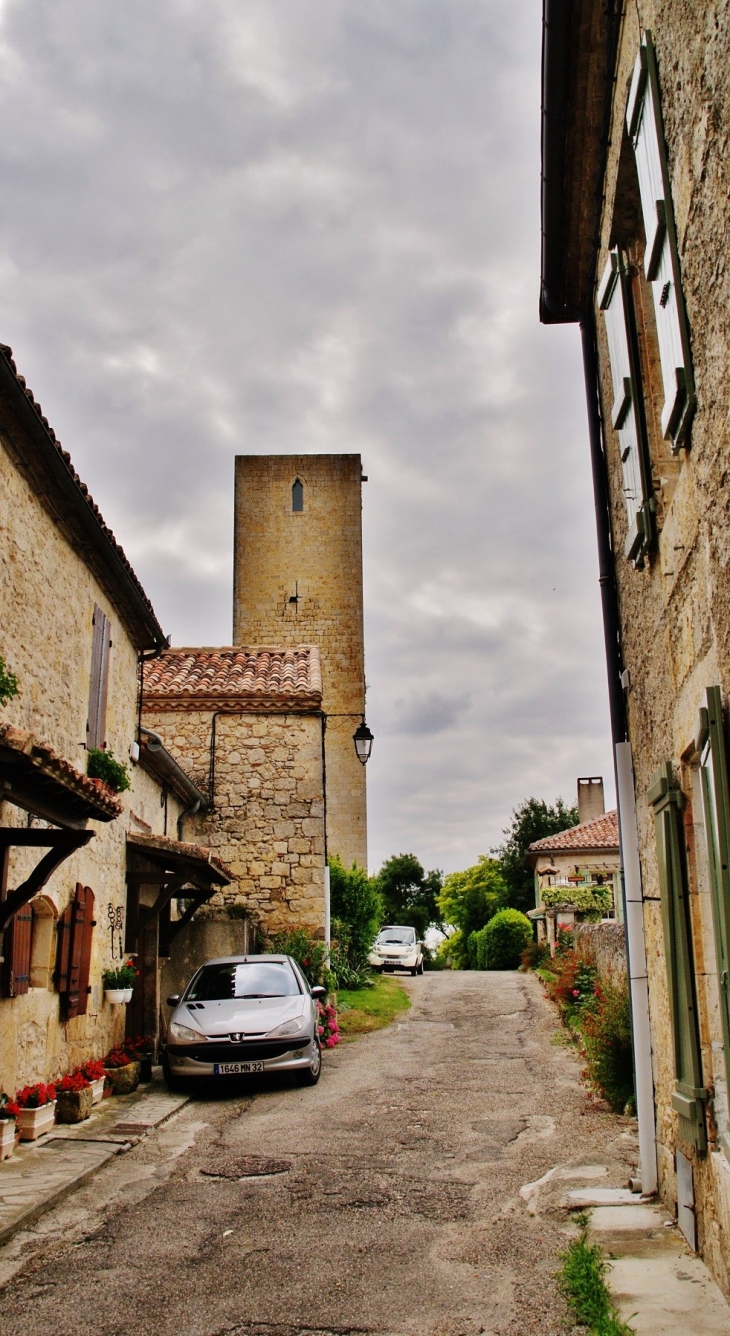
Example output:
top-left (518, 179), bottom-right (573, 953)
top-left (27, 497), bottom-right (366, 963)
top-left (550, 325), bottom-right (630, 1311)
top-left (173, 995), bottom-right (308, 1038)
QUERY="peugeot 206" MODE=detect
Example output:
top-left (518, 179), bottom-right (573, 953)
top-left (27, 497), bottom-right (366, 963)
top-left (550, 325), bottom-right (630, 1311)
top-left (163, 954), bottom-right (325, 1090)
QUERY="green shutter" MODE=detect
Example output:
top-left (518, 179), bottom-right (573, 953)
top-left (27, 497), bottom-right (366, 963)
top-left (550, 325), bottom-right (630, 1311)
top-left (649, 762), bottom-right (707, 1152)
top-left (700, 687), bottom-right (730, 1161)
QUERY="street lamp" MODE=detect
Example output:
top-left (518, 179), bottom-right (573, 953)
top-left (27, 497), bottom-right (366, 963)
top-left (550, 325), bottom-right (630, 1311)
top-left (352, 718), bottom-right (374, 765)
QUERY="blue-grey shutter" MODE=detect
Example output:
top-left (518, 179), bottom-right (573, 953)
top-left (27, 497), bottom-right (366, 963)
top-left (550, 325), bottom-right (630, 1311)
top-left (699, 687), bottom-right (730, 1162)
top-left (626, 32), bottom-right (695, 449)
top-left (649, 763), bottom-right (707, 1152)
top-left (598, 249), bottom-right (654, 567)
top-left (87, 605), bottom-right (111, 750)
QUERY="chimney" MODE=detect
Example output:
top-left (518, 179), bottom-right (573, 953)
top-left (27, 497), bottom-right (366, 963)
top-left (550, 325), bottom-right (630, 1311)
top-left (577, 776), bottom-right (604, 825)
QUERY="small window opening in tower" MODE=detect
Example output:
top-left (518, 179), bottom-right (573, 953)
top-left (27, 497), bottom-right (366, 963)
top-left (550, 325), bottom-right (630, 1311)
top-left (292, 479), bottom-right (304, 512)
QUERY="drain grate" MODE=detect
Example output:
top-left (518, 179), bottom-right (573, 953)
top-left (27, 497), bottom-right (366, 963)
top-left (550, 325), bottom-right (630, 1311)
top-left (200, 1154), bottom-right (292, 1180)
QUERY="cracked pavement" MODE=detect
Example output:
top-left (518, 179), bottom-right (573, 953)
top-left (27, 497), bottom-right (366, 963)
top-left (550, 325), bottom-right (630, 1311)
top-left (0, 972), bottom-right (639, 1335)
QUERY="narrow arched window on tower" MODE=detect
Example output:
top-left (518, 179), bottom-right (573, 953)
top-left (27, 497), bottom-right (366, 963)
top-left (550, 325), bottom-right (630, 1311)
top-left (292, 479), bottom-right (304, 512)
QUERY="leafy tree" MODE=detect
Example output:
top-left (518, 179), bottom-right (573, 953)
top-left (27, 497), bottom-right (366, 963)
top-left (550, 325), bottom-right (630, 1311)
top-left (436, 856), bottom-right (507, 967)
top-left (376, 853), bottom-right (445, 938)
top-left (493, 797), bottom-right (579, 914)
top-left (328, 856), bottom-right (382, 964)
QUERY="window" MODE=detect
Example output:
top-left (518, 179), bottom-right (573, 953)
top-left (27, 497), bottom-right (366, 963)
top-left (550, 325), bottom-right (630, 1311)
top-left (648, 762), bottom-right (707, 1151)
top-left (292, 479), bottom-right (304, 512)
top-left (56, 883), bottom-right (96, 1019)
top-left (87, 604), bottom-right (111, 750)
top-left (626, 32), bottom-right (695, 448)
top-left (698, 687), bottom-right (730, 1161)
top-left (598, 248), bottom-right (655, 567)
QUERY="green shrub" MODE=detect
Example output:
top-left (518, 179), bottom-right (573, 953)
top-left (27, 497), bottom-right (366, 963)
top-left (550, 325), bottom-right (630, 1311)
top-left (482, 909), bottom-right (533, 969)
top-left (519, 938), bottom-right (551, 971)
top-left (581, 976), bottom-right (634, 1112)
top-left (329, 856), bottom-right (382, 964)
top-left (269, 929), bottom-right (328, 988)
top-left (329, 935), bottom-right (373, 990)
top-left (87, 748), bottom-right (131, 793)
top-left (0, 655), bottom-right (19, 707)
top-left (542, 882), bottom-right (614, 920)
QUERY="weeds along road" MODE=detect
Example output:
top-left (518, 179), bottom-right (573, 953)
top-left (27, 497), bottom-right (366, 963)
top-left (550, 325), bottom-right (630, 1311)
top-left (0, 972), bottom-right (637, 1336)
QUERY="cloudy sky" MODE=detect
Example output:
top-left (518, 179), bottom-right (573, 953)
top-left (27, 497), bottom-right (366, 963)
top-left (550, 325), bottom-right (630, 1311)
top-left (0, 0), bottom-right (614, 874)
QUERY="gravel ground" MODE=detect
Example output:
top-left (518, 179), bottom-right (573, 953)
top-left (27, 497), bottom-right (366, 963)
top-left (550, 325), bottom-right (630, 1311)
top-left (0, 970), bottom-right (638, 1335)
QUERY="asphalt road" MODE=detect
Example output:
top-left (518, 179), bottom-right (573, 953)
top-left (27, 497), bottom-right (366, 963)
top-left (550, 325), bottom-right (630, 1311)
top-left (0, 971), bottom-right (638, 1336)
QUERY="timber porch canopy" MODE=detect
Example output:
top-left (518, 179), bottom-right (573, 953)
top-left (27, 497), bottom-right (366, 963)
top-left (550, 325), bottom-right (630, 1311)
top-left (125, 833), bottom-right (232, 957)
top-left (0, 722), bottom-right (122, 937)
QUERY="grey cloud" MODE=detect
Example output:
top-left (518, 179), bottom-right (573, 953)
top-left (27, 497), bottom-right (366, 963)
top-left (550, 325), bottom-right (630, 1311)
top-left (0, 0), bottom-right (614, 873)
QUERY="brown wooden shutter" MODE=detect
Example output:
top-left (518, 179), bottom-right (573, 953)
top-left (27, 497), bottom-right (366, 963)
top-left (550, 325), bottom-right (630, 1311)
top-left (87, 605), bottom-right (111, 750)
top-left (2, 903), bottom-right (32, 997)
top-left (56, 885), bottom-right (96, 1018)
top-left (56, 900), bottom-right (73, 996)
top-left (76, 886), bottom-right (95, 1017)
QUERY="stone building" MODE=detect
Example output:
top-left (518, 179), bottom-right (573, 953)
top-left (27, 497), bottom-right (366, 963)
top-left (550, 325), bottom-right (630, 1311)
top-left (541, 0), bottom-right (730, 1291)
top-left (0, 344), bottom-right (229, 1091)
top-left (142, 645), bottom-right (327, 938)
top-left (527, 809), bottom-right (621, 950)
top-left (233, 455), bottom-right (367, 870)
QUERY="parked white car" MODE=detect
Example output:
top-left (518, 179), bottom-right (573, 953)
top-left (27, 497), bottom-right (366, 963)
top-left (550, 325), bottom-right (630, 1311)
top-left (368, 926), bottom-right (424, 975)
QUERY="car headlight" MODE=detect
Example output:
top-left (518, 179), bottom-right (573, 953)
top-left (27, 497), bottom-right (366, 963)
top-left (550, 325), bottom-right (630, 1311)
top-left (169, 1021), bottom-right (204, 1042)
top-left (268, 1015), bottom-right (308, 1038)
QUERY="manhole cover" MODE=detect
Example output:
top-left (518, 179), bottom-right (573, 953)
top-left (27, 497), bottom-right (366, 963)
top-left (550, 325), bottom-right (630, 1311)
top-left (201, 1154), bottom-right (292, 1180)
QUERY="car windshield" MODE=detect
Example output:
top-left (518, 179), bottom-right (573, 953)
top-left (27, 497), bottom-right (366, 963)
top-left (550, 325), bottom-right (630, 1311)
top-left (186, 961), bottom-right (300, 1001)
top-left (376, 928), bottom-right (416, 945)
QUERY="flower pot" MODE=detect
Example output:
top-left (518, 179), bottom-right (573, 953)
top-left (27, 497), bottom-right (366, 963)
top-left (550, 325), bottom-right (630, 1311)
top-left (103, 1061), bottom-right (140, 1095)
top-left (121, 987), bottom-right (133, 1003)
top-left (55, 1087), bottom-right (93, 1124)
top-left (17, 1101), bottom-right (56, 1141)
top-left (90, 1077), bottom-right (105, 1105)
top-left (105, 989), bottom-right (127, 1004)
top-left (0, 1118), bottom-right (16, 1160)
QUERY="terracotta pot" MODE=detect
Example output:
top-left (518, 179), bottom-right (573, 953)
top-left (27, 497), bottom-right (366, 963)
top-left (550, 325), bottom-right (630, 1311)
top-left (0, 1118), bottom-right (16, 1160)
top-left (90, 1077), bottom-right (105, 1105)
top-left (103, 1061), bottom-right (140, 1095)
top-left (55, 1087), bottom-right (93, 1124)
top-left (17, 1101), bottom-right (56, 1141)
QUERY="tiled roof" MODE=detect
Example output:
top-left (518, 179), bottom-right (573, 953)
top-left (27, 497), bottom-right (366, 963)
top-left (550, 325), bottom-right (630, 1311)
top-left (0, 344), bottom-right (166, 651)
top-left (527, 809), bottom-right (619, 854)
top-left (0, 722), bottom-right (123, 824)
top-left (143, 647), bottom-right (323, 711)
top-left (127, 832), bottom-right (232, 884)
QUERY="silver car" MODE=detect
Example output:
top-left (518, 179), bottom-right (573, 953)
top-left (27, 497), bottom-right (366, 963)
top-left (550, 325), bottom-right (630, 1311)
top-left (163, 954), bottom-right (325, 1090)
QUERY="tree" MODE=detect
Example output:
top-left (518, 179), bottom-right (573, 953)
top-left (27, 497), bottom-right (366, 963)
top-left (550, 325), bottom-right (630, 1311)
top-left (328, 856), bottom-right (382, 964)
top-left (493, 797), bottom-right (579, 915)
top-left (376, 853), bottom-right (445, 938)
top-left (436, 856), bottom-right (507, 967)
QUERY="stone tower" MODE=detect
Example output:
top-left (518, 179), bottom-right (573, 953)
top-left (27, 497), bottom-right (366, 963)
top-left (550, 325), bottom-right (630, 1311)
top-left (233, 455), bottom-right (367, 870)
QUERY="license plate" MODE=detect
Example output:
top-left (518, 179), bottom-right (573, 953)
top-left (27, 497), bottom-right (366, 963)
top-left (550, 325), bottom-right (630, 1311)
top-left (213, 1061), bottom-right (264, 1075)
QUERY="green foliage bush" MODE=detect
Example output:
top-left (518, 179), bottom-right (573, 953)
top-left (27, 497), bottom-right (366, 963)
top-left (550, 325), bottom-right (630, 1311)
top-left (87, 748), bottom-right (131, 793)
top-left (329, 856), bottom-right (382, 964)
top-left (480, 908), bottom-right (533, 969)
top-left (0, 654), bottom-right (19, 708)
top-left (269, 929), bottom-right (328, 988)
top-left (519, 938), bottom-right (551, 971)
top-left (541, 882), bottom-right (614, 920)
top-left (437, 856), bottom-right (506, 967)
top-left (581, 977), bottom-right (634, 1113)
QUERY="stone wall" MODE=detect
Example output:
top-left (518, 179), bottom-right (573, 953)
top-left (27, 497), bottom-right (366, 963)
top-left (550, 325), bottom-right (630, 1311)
top-left (594, 2), bottom-right (730, 1297)
top-left (142, 707), bottom-right (326, 939)
top-left (233, 455), bottom-right (367, 870)
top-left (574, 922), bottom-right (628, 982)
top-left (0, 433), bottom-right (190, 1092)
top-left (160, 918), bottom-right (253, 1008)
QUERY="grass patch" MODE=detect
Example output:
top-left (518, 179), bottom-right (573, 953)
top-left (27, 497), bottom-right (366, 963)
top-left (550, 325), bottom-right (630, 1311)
top-left (558, 1220), bottom-right (635, 1335)
top-left (336, 976), bottom-right (411, 1035)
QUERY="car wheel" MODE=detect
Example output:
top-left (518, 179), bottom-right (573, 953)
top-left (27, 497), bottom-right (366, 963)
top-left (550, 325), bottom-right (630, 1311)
top-left (410, 966), bottom-right (418, 976)
top-left (296, 1041), bottom-right (322, 1087)
top-left (417, 960), bottom-right (424, 975)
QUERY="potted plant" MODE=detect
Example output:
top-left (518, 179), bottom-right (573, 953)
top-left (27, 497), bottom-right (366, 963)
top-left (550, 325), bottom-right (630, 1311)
top-left (125, 1034), bottom-right (155, 1082)
top-left (56, 1072), bottom-right (93, 1124)
top-left (103, 1045), bottom-right (141, 1096)
top-left (15, 1083), bottom-right (56, 1141)
top-left (78, 1059), bottom-right (106, 1105)
top-left (103, 960), bottom-right (137, 1004)
top-left (0, 1094), bottom-right (20, 1160)
top-left (86, 747), bottom-right (131, 794)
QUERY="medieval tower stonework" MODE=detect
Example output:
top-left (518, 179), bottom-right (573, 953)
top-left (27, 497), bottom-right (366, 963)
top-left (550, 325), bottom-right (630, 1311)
top-left (233, 455), bottom-right (367, 870)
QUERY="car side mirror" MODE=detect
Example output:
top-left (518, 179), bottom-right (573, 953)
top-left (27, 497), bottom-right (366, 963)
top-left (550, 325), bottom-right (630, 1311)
top-left (311, 985), bottom-right (326, 999)
top-left (166, 994), bottom-right (181, 1007)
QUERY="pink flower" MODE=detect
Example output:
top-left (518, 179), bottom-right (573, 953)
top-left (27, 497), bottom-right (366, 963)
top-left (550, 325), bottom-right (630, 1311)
top-left (317, 1025), bottom-right (324, 1035)
top-left (325, 1036), bottom-right (336, 1048)
top-left (572, 988), bottom-right (580, 997)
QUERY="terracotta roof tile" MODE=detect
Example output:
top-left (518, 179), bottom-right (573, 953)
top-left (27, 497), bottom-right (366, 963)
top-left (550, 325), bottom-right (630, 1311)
top-left (127, 832), bottom-right (232, 884)
top-left (527, 809), bottom-right (619, 854)
top-left (0, 722), bottom-right (122, 822)
top-left (143, 646), bottom-right (322, 712)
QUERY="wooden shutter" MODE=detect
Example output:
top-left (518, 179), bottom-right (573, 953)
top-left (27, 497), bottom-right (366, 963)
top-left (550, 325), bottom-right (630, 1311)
top-left (87, 605), bottom-right (111, 750)
top-left (626, 32), bottom-right (695, 448)
top-left (699, 687), bottom-right (730, 1161)
top-left (598, 249), bottom-right (654, 567)
top-left (56, 884), bottom-right (96, 1018)
top-left (649, 763), bottom-right (707, 1151)
top-left (1, 903), bottom-right (32, 997)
